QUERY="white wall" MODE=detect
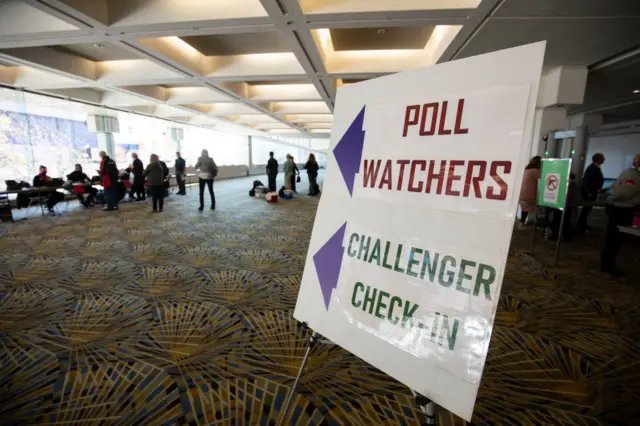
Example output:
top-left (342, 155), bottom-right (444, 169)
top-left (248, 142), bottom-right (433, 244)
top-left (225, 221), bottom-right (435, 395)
top-left (587, 132), bottom-right (640, 179)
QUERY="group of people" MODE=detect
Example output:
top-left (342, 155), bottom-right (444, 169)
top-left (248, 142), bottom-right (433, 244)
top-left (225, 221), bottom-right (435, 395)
top-left (266, 152), bottom-right (320, 196)
top-left (518, 152), bottom-right (640, 275)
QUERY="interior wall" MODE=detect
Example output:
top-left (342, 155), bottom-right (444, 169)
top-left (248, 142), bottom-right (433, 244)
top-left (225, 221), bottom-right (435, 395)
top-left (586, 132), bottom-right (640, 179)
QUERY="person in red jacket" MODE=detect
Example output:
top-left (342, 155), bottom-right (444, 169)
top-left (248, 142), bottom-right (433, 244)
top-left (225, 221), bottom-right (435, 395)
top-left (98, 151), bottom-right (119, 211)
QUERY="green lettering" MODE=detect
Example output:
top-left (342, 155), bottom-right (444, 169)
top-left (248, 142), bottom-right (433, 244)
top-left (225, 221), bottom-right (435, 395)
top-left (439, 315), bottom-right (460, 351)
top-left (420, 250), bottom-right (439, 282)
top-left (367, 239), bottom-right (381, 266)
top-left (438, 256), bottom-right (456, 287)
top-left (362, 286), bottom-right (377, 314)
top-left (475, 264), bottom-right (495, 301)
top-left (358, 236), bottom-right (371, 261)
top-left (347, 233), bottom-right (359, 258)
top-left (351, 282), bottom-right (364, 308)
top-left (401, 301), bottom-right (419, 328)
top-left (375, 291), bottom-right (390, 319)
top-left (456, 259), bottom-right (476, 294)
top-left (382, 242), bottom-right (393, 270)
top-left (406, 247), bottom-right (422, 277)
top-left (388, 296), bottom-right (402, 325)
top-left (393, 244), bottom-right (405, 274)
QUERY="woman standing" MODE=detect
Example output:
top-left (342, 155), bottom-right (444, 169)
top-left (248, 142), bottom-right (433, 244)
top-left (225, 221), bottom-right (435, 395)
top-left (142, 154), bottom-right (165, 213)
top-left (283, 154), bottom-right (294, 191)
top-left (195, 149), bottom-right (218, 211)
top-left (304, 154), bottom-right (319, 196)
top-left (518, 155), bottom-right (542, 225)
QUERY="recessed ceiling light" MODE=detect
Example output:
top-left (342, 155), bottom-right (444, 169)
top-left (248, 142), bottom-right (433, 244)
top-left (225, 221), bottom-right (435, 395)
top-left (634, 89), bottom-right (640, 94)
top-left (93, 43), bottom-right (105, 49)
top-left (376, 29), bottom-right (387, 36)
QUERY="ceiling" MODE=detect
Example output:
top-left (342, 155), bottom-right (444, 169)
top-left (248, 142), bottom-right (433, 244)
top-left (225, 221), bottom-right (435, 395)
top-left (0, 0), bottom-right (638, 137)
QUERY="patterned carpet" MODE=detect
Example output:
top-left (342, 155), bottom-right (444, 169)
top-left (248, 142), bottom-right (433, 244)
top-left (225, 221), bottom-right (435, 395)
top-left (0, 174), bottom-right (639, 425)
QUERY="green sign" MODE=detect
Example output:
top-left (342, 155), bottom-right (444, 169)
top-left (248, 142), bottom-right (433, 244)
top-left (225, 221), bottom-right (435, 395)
top-left (537, 158), bottom-right (571, 209)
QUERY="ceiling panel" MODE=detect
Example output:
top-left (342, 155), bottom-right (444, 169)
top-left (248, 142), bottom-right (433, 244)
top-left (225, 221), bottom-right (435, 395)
top-left (494, 0), bottom-right (640, 17)
top-left (181, 32), bottom-right (290, 56)
top-left (330, 27), bottom-right (434, 51)
top-left (54, 43), bottom-right (140, 62)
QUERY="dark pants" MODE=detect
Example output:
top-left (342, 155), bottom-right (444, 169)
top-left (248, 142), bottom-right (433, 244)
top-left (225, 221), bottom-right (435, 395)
top-left (104, 186), bottom-right (118, 210)
top-left (149, 185), bottom-right (164, 211)
top-left (290, 174), bottom-right (297, 192)
top-left (176, 173), bottom-right (186, 194)
top-left (268, 174), bottom-right (277, 192)
top-left (520, 211), bottom-right (529, 224)
top-left (551, 207), bottom-right (573, 241)
top-left (601, 205), bottom-right (635, 271)
top-left (77, 186), bottom-right (97, 206)
top-left (577, 200), bottom-right (595, 230)
top-left (46, 191), bottom-right (64, 209)
top-left (199, 178), bottom-right (215, 208)
top-left (132, 177), bottom-right (145, 200)
top-left (308, 173), bottom-right (318, 195)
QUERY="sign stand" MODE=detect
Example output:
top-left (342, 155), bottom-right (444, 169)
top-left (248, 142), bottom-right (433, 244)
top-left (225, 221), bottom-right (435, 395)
top-left (277, 323), bottom-right (438, 426)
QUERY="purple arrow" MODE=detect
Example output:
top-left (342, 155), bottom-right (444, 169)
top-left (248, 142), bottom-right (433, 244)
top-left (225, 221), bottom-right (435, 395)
top-left (333, 106), bottom-right (366, 197)
top-left (313, 222), bottom-right (347, 310)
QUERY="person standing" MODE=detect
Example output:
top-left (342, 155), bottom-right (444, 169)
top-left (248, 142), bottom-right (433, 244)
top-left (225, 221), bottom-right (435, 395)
top-left (175, 151), bottom-right (186, 195)
top-left (600, 153), bottom-right (640, 276)
top-left (67, 164), bottom-right (97, 208)
top-left (98, 151), bottom-right (119, 211)
top-left (518, 156), bottom-right (542, 225)
top-left (283, 154), bottom-right (294, 191)
top-left (290, 156), bottom-right (300, 193)
top-left (195, 149), bottom-right (218, 211)
top-left (143, 154), bottom-right (165, 213)
top-left (304, 153), bottom-right (319, 196)
top-left (266, 151), bottom-right (278, 192)
top-left (577, 153), bottom-right (605, 231)
top-left (129, 153), bottom-right (145, 201)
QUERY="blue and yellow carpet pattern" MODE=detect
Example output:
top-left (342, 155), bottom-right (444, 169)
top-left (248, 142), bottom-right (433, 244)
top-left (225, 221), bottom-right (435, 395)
top-left (0, 176), bottom-right (638, 425)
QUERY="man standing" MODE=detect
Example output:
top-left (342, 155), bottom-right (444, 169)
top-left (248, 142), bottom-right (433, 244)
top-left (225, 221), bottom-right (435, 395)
top-left (99, 151), bottom-right (119, 211)
top-left (266, 151), bottom-right (278, 192)
top-left (601, 153), bottom-right (640, 275)
top-left (175, 151), bottom-right (186, 195)
top-left (577, 153), bottom-right (605, 231)
top-left (130, 153), bottom-right (145, 201)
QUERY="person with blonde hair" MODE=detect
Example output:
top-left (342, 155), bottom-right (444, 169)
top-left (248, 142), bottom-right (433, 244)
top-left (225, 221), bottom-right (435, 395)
top-left (283, 154), bottom-right (294, 191)
top-left (142, 154), bottom-right (165, 213)
top-left (195, 149), bottom-right (218, 211)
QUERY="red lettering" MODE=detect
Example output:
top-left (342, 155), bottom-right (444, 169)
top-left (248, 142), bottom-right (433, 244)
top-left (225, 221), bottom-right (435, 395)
top-left (396, 160), bottom-right (410, 191)
top-left (445, 160), bottom-right (464, 196)
top-left (409, 160), bottom-right (426, 192)
top-left (454, 99), bottom-right (469, 135)
top-left (363, 160), bottom-right (381, 188)
top-left (438, 101), bottom-right (452, 135)
top-left (486, 161), bottom-right (511, 200)
top-left (403, 105), bottom-right (420, 137)
top-left (463, 161), bottom-right (487, 198)
top-left (426, 160), bottom-right (446, 194)
top-left (419, 103), bottom-right (439, 136)
top-left (378, 160), bottom-right (393, 190)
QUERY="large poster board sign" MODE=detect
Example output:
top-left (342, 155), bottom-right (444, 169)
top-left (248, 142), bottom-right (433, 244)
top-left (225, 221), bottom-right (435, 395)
top-left (294, 42), bottom-right (545, 421)
top-left (537, 158), bottom-right (571, 209)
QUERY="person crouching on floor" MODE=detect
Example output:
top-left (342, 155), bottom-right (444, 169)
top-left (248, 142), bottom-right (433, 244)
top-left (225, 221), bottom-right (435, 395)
top-left (143, 154), bottom-right (166, 213)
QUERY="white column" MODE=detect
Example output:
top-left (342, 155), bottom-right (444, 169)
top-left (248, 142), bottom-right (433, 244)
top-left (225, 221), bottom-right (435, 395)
top-left (97, 133), bottom-right (115, 158)
top-left (530, 107), bottom-right (568, 157)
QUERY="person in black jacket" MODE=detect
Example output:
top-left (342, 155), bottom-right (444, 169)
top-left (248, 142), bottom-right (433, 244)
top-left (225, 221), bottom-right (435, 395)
top-left (266, 152), bottom-right (279, 192)
top-left (577, 153), bottom-right (605, 231)
top-left (175, 151), bottom-right (186, 195)
top-left (98, 151), bottom-right (120, 211)
top-left (304, 154), bottom-right (320, 196)
top-left (290, 156), bottom-right (300, 193)
top-left (129, 153), bottom-right (145, 201)
top-left (67, 164), bottom-right (97, 208)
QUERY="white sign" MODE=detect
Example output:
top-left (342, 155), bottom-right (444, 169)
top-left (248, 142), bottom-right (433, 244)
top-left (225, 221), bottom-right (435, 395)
top-left (544, 172), bottom-right (561, 203)
top-left (294, 42), bottom-right (545, 421)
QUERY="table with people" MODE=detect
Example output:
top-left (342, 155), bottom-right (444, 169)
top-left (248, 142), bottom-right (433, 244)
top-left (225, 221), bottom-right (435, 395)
top-left (518, 152), bottom-right (640, 276)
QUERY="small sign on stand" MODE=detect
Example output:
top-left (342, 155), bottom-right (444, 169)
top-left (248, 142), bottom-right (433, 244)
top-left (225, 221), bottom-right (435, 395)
top-left (531, 158), bottom-right (572, 264)
top-left (282, 42), bottom-right (546, 424)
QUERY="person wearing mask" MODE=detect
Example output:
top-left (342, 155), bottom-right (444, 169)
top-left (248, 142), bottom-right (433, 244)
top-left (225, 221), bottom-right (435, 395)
top-left (195, 149), bottom-right (218, 211)
top-left (175, 151), bottom-right (186, 195)
top-left (304, 154), bottom-right (319, 196)
top-left (518, 156), bottom-right (542, 226)
top-left (283, 154), bottom-right (294, 191)
top-left (98, 151), bottom-right (119, 211)
top-left (266, 152), bottom-right (279, 192)
top-left (67, 164), bottom-right (97, 208)
top-left (290, 156), bottom-right (300, 193)
top-left (143, 154), bottom-right (165, 213)
top-left (577, 153), bottom-right (606, 232)
top-left (600, 153), bottom-right (640, 276)
top-left (33, 165), bottom-right (64, 215)
top-left (128, 153), bottom-right (145, 201)
top-left (550, 172), bottom-right (579, 242)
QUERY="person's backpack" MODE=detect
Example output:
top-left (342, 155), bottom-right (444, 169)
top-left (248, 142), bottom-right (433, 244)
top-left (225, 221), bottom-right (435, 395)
top-left (211, 160), bottom-right (218, 178)
top-left (253, 180), bottom-right (264, 189)
top-left (249, 188), bottom-right (256, 197)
